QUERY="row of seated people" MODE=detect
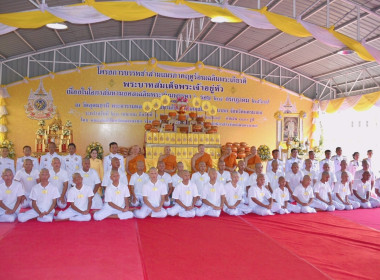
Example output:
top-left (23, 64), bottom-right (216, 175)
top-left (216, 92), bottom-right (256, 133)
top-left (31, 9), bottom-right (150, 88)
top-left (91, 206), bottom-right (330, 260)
top-left (0, 151), bottom-right (379, 222)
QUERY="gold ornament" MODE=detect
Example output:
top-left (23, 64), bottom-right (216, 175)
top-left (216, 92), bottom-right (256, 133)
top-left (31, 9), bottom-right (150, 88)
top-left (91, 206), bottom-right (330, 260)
top-left (192, 97), bottom-right (201, 108)
top-left (209, 105), bottom-right (218, 116)
top-left (142, 101), bottom-right (153, 113)
top-left (201, 101), bottom-right (211, 112)
top-left (161, 95), bottom-right (171, 106)
top-left (152, 99), bottom-right (161, 110)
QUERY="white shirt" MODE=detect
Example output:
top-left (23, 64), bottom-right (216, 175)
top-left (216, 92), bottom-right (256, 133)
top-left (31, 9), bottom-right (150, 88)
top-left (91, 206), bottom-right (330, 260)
top-left (0, 181), bottom-right (24, 210)
top-left (201, 181), bottom-right (225, 206)
top-left (303, 159), bottom-right (320, 174)
top-left (48, 168), bottom-right (69, 195)
top-left (191, 172), bottom-right (210, 194)
top-left (157, 172), bottom-right (173, 191)
top-left (171, 173), bottom-right (183, 187)
top-left (348, 160), bottom-right (360, 176)
top-left (16, 156), bottom-right (39, 171)
top-left (224, 182), bottom-right (244, 206)
top-left (266, 170), bottom-right (285, 191)
top-left (67, 184), bottom-right (94, 211)
top-left (313, 181), bottom-right (332, 201)
top-left (14, 169), bottom-right (39, 196)
top-left (248, 173), bottom-right (269, 187)
top-left (331, 155), bottom-right (346, 172)
top-left (63, 154), bottom-right (82, 177)
top-left (79, 169), bottom-right (101, 192)
top-left (216, 170), bottom-right (231, 184)
top-left (142, 180), bottom-right (168, 207)
top-left (285, 157), bottom-right (303, 173)
top-left (248, 185), bottom-right (271, 207)
top-left (302, 169), bottom-right (318, 184)
top-left (352, 180), bottom-right (371, 198)
top-left (375, 178), bottom-right (380, 190)
top-left (293, 184), bottom-right (314, 204)
top-left (319, 159), bottom-right (335, 173)
top-left (237, 171), bottom-right (249, 188)
top-left (172, 181), bottom-right (198, 207)
top-left (335, 170), bottom-right (353, 184)
top-left (266, 159), bottom-right (285, 173)
top-left (272, 187), bottom-right (290, 207)
top-left (285, 171), bottom-right (304, 191)
top-left (29, 183), bottom-right (60, 212)
top-left (354, 169), bottom-right (375, 182)
top-left (0, 157), bottom-right (15, 176)
top-left (317, 171), bottom-right (337, 186)
top-left (104, 182), bottom-right (130, 208)
top-left (103, 153), bottom-right (125, 174)
top-left (102, 170), bottom-right (128, 188)
top-left (40, 153), bottom-right (63, 170)
top-left (333, 182), bottom-right (351, 199)
top-left (129, 172), bottom-right (150, 196)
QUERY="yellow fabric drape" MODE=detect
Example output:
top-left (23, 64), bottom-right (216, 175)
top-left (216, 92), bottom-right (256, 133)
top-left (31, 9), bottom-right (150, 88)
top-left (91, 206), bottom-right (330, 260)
top-left (91, 2), bottom-right (156, 21)
top-left (325, 98), bottom-right (345, 113)
top-left (262, 8), bottom-right (311, 37)
top-left (329, 28), bottom-right (374, 61)
top-left (0, 10), bottom-right (63, 28)
top-left (311, 124), bottom-right (317, 133)
top-left (184, 2), bottom-right (241, 22)
top-left (312, 111), bottom-right (319, 118)
top-left (0, 98), bottom-right (6, 106)
top-left (353, 91), bottom-right (380, 111)
top-left (0, 116), bottom-right (7, 125)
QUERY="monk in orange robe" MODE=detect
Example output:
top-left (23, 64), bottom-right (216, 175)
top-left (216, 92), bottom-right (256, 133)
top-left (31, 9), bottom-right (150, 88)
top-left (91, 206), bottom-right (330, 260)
top-left (244, 146), bottom-right (261, 175)
top-left (219, 146), bottom-right (237, 172)
top-left (158, 146), bottom-right (177, 176)
top-left (191, 144), bottom-right (213, 172)
top-left (126, 145), bottom-right (146, 180)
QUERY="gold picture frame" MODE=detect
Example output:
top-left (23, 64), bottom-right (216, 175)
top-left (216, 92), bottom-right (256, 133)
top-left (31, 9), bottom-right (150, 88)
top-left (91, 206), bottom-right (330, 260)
top-left (282, 114), bottom-right (300, 142)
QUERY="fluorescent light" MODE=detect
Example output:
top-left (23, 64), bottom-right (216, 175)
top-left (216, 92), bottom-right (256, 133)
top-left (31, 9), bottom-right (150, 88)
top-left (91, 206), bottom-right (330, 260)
top-left (211, 16), bottom-right (227, 23)
top-left (46, 22), bottom-right (68, 30)
top-left (337, 47), bottom-right (354, 55)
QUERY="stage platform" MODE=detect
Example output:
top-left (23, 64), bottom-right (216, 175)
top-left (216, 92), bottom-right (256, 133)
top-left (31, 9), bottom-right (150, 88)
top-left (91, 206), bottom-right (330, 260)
top-left (0, 209), bottom-right (379, 280)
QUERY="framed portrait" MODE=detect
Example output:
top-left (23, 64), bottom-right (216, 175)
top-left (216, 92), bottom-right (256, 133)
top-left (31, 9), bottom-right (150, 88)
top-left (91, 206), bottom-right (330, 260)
top-left (282, 114), bottom-right (299, 141)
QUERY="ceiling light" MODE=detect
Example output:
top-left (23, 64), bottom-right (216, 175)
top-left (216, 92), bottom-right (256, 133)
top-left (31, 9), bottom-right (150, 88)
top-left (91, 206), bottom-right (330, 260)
top-left (337, 47), bottom-right (355, 55)
top-left (211, 16), bottom-right (227, 23)
top-left (46, 22), bottom-right (68, 30)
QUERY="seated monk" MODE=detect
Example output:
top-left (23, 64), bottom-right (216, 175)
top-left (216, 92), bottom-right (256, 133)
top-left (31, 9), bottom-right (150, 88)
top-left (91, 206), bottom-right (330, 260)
top-left (219, 146), bottom-right (237, 172)
top-left (158, 146), bottom-right (177, 176)
top-left (191, 144), bottom-right (213, 173)
top-left (126, 145), bottom-right (146, 180)
top-left (244, 146), bottom-right (261, 175)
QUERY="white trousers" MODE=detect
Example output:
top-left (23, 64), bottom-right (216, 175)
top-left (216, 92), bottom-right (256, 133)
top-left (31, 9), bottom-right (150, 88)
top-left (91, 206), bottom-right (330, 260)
top-left (271, 202), bottom-right (301, 214)
top-left (310, 199), bottom-right (335, 211)
top-left (195, 205), bottom-right (221, 217)
top-left (56, 207), bottom-right (91, 222)
top-left (163, 197), bottom-right (171, 207)
top-left (297, 204), bottom-right (317, 213)
top-left (93, 204), bottom-right (134, 221)
top-left (0, 213), bottom-right (17, 222)
top-left (57, 198), bottom-right (67, 209)
top-left (249, 205), bottom-right (275, 216)
top-left (223, 203), bottom-right (251, 216)
top-left (18, 209), bottom-right (55, 222)
top-left (350, 196), bottom-right (380, 208)
top-left (134, 204), bottom-right (167, 219)
top-left (130, 195), bottom-right (144, 207)
top-left (331, 199), bottom-right (355, 210)
top-left (21, 198), bottom-right (32, 208)
top-left (167, 204), bottom-right (196, 218)
top-left (195, 197), bottom-right (203, 207)
top-left (91, 193), bottom-right (103, 210)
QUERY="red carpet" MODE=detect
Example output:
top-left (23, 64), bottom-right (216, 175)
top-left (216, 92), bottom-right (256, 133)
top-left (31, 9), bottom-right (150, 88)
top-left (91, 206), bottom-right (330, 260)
top-left (332, 208), bottom-right (380, 231)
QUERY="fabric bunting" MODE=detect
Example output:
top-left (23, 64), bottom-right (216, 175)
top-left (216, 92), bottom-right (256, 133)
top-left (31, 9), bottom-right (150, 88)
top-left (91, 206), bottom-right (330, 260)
top-left (0, 0), bottom-right (378, 65)
top-left (320, 91), bottom-right (380, 113)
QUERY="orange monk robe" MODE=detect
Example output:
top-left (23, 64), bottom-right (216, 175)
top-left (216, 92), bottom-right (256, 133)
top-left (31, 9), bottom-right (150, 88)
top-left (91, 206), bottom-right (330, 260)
top-left (127, 154), bottom-right (146, 180)
top-left (162, 154), bottom-right (177, 176)
top-left (224, 154), bottom-right (237, 170)
top-left (194, 153), bottom-right (213, 172)
top-left (246, 154), bottom-right (261, 175)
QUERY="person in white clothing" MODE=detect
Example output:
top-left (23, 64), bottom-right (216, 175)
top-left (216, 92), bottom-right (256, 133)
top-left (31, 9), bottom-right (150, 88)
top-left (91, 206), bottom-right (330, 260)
top-left (196, 168), bottom-right (225, 217)
top-left (317, 163), bottom-right (337, 187)
top-left (236, 160), bottom-right (249, 204)
top-left (292, 175), bottom-right (317, 213)
top-left (18, 169), bottom-right (60, 222)
top-left (248, 174), bottom-right (276, 216)
top-left (0, 147), bottom-right (15, 178)
top-left (266, 149), bottom-right (284, 173)
top-left (248, 163), bottom-right (269, 193)
top-left (101, 157), bottom-right (128, 188)
top-left (157, 161), bottom-right (173, 207)
top-left (0, 169), bottom-right (24, 222)
top-left (311, 172), bottom-right (336, 211)
top-left (375, 178), bottom-right (380, 198)
top-left (223, 172), bottom-right (250, 215)
top-left (14, 159), bottom-right (39, 208)
top-left (331, 147), bottom-right (345, 173)
top-left (335, 160), bottom-right (354, 193)
top-left (63, 143), bottom-right (82, 184)
top-left (285, 162), bottom-right (304, 196)
top-left (167, 170), bottom-right (198, 218)
top-left (49, 157), bottom-right (69, 209)
top-left (103, 142), bottom-right (125, 175)
top-left (267, 160), bottom-right (285, 193)
top-left (16, 145), bottom-right (39, 171)
top-left (39, 142), bottom-right (63, 170)
top-left (285, 148), bottom-right (303, 173)
top-left (133, 167), bottom-right (168, 219)
top-left (319, 150), bottom-right (335, 174)
top-left (129, 160), bottom-right (149, 207)
top-left (304, 150), bottom-right (319, 173)
top-left (272, 176), bottom-right (301, 214)
top-left (351, 171), bottom-right (380, 208)
top-left (80, 158), bottom-right (103, 209)
top-left (364, 150), bottom-right (374, 172)
top-left (333, 172), bottom-right (360, 210)
top-left (302, 159), bottom-right (318, 186)
top-left (190, 161), bottom-right (210, 206)
top-left (171, 162), bottom-right (184, 188)
top-left (56, 173), bottom-right (93, 221)
top-left (216, 160), bottom-right (231, 184)
top-left (93, 170), bottom-right (134, 221)
top-left (348, 152), bottom-right (360, 177)
top-left (354, 160), bottom-right (375, 189)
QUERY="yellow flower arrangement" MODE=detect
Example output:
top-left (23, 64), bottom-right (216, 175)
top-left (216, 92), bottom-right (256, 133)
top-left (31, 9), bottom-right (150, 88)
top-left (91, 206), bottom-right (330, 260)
top-left (257, 145), bottom-right (271, 161)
